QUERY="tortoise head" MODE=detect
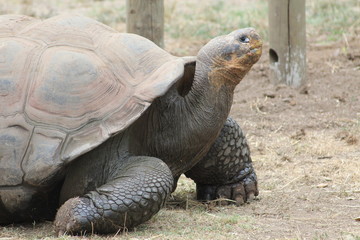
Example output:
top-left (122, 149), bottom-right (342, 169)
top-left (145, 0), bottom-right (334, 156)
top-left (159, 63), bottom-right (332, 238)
top-left (198, 28), bottom-right (262, 89)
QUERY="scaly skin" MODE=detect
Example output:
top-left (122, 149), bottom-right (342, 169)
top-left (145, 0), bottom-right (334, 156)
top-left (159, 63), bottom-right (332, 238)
top-left (54, 157), bottom-right (173, 235)
top-left (52, 28), bottom-right (262, 234)
top-left (0, 18), bottom-right (262, 235)
top-left (185, 117), bottom-right (258, 205)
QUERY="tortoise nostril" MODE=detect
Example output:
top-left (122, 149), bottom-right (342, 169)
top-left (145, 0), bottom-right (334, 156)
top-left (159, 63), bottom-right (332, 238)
top-left (239, 36), bottom-right (250, 43)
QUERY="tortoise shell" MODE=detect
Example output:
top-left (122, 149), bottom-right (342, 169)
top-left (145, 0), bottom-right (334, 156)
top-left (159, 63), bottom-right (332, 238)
top-left (0, 14), bottom-right (184, 187)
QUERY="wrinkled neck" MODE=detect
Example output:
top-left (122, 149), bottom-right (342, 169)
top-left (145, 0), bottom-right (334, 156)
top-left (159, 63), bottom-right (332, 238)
top-left (130, 58), bottom-right (236, 176)
top-left (184, 57), bottom-right (235, 121)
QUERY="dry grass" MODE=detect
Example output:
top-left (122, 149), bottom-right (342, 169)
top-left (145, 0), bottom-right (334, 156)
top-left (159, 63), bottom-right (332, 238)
top-left (1, 0), bottom-right (359, 54)
top-left (0, 0), bottom-right (360, 239)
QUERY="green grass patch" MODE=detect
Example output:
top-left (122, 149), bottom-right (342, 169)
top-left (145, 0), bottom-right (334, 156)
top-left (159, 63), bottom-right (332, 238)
top-left (306, 0), bottom-right (360, 43)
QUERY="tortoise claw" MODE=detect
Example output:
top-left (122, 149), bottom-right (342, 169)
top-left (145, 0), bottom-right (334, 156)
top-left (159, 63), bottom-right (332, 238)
top-left (196, 171), bottom-right (258, 206)
top-left (57, 230), bottom-right (65, 237)
top-left (247, 192), bottom-right (255, 202)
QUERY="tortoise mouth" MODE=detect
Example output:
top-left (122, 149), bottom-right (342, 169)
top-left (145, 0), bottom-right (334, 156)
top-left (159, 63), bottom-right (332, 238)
top-left (250, 39), bottom-right (263, 52)
top-left (249, 47), bottom-right (262, 56)
top-left (250, 48), bottom-right (260, 53)
top-left (248, 39), bottom-right (263, 59)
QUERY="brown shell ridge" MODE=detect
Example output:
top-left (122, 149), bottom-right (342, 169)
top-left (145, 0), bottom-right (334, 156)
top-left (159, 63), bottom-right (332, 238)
top-left (134, 58), bottom-right (185, 101)
top-left (0, 36), bottom-right (45, 117)
top-left (0, 15), bottom-right (40, 37)
top-left (18, 14), bottom-right (116, 49)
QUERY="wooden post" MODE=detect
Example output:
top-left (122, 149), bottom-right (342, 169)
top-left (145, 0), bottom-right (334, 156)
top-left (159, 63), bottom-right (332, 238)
top-left (126, 0), bottom-right (164, 48)
top-left (268, 0), bottom-right (306, 87)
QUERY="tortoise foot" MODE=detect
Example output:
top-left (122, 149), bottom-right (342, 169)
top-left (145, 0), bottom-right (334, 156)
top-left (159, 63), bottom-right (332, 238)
top-left (55, 156), bottom-right (173, 235)
top-left (196, 171), bottom-right (258, 206)
top-left (54, 197), bottom-right (89, 236)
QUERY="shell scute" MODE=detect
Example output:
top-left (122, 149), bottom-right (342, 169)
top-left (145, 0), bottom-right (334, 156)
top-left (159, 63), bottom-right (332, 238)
top-left (0, 38), bottom-right (42, 116)
top-left (22, 127), bottom-right (66, 186)
top-left (26, 46), bottom-right (125, 130)
top-left (0, 14), bottom-right (185, 184)
top-left (0, 115), bottom-right (33, 185)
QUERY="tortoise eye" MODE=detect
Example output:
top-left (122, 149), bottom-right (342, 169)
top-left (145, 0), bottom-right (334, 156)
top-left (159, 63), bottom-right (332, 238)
top-left (239, 36), bottom-right (250, 43)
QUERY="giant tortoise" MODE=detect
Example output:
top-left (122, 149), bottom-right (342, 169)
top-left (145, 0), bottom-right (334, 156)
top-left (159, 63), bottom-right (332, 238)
top-left (0, 14), bottom-right (262, 234)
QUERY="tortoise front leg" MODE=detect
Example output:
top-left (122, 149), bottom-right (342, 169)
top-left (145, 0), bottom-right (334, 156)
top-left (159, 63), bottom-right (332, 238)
top-left (185, 117), bottom-right (258, 205)
top-left (54, 156), bottom-right (173, 235)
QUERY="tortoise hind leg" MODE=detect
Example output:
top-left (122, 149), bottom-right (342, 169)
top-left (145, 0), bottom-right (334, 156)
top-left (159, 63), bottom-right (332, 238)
top-left (185, 117), bottom-right (258, 205)
top-left (55, 156), bottom-right (173, 235)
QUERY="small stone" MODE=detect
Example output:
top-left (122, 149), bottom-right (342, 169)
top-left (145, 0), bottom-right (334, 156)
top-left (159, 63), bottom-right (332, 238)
top-left (264, 92), bottom-right (276, 98)
top-left (281, 155), bottom-right (291, 162)
top-left (316, 183), bottom-right (328, 188)
top-left (333, 95), bottom-right (346, 103)
top-left (335, 130), bottom-right (349, 140)
top-left (299, 85), bottom-right (310, 94)
top-left (282, 98), bottom-right (296, 106)
top-left (346, 135), bottom-right (358, 145)
top-left (289, 100), bottom-right (297, 106)
top-left (291, 129), bottom-right (306, 140)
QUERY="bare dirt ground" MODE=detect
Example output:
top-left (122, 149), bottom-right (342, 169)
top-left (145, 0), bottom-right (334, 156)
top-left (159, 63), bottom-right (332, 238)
top-left (0, 1), bottom-right (359, 239)
top-left (168, 37), bottom-right (360, 240)
top-left (1, 41), bottom-right (359, 240)
top-left (225, 40), bottom-right (360, 239)
top-left (166, 40), bottom-right (360, 240)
